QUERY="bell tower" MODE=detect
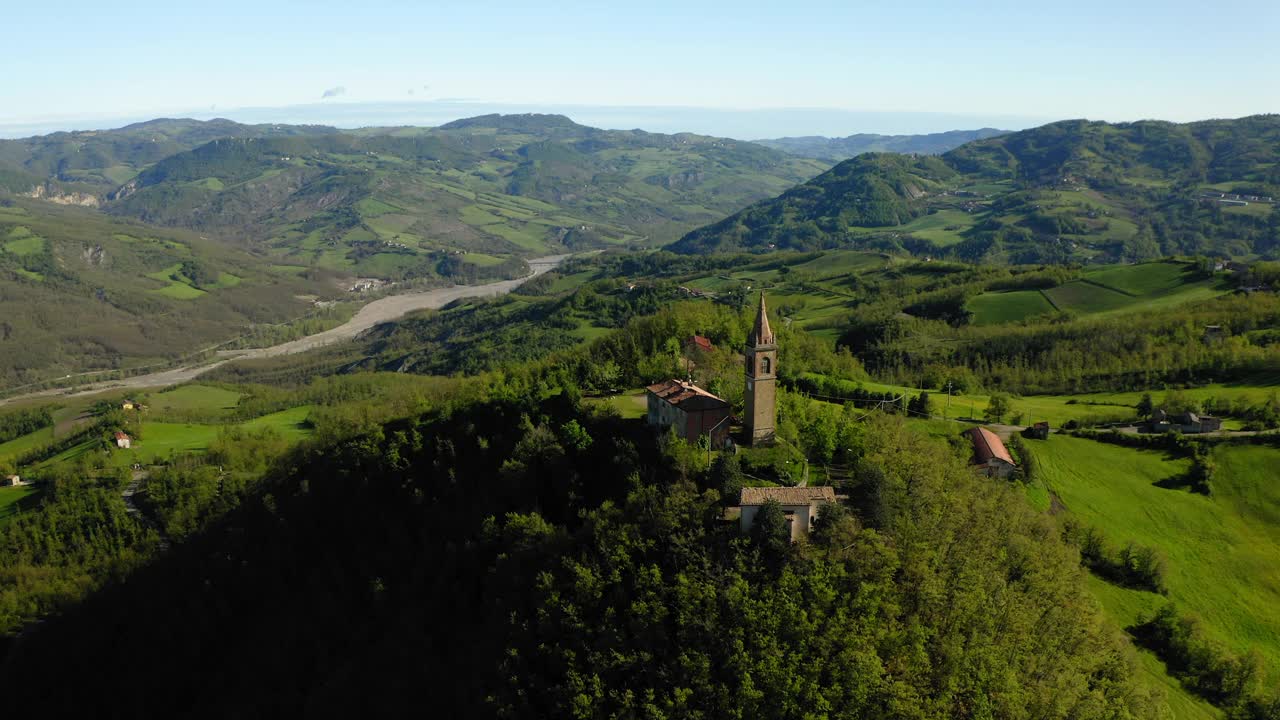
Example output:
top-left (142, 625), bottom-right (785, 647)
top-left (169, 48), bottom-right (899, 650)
top-left (744, 291), bottom-right (777, 446)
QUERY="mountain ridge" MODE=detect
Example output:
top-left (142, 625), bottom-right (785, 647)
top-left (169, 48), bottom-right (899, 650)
top-left (753, 127), bottom-right (1008, 161)
top-left (673, 115), bottom-right (1280, 262)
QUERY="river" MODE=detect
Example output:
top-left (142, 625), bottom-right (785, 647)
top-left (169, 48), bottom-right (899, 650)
top-left (0, 254), bottom-right (570, 407)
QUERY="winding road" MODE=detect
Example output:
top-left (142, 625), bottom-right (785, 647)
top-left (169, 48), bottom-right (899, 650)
top-left (0, 254), bottom-right (570, 407)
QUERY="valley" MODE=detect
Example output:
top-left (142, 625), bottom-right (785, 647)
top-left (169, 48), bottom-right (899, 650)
top-left (1, 112), bottom-right (1278, 719)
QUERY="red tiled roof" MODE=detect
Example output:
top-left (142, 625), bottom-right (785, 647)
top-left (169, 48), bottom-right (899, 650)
top-left (963, 427), bottom-right (1014, 466)
top-left (114, 431), bottom-right (130, 440)
top-left (645, 379), bottom-right (730, 410)
top-left (686, 335), bottom-right (713, 352)
top-left (739, 486), bottom-right (836, 506)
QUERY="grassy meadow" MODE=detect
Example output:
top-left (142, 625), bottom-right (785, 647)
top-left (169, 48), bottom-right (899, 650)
top-left (1031, 435), bottom-right (1280, 680)
top-left (966, 261), bottom-right (1232, 325)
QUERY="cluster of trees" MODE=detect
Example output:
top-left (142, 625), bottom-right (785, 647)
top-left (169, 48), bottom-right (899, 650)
top-left (870, 292), bottom-right (1280, 395)
top-left (0, 405), bottom-right (54, 444)
top-left (1131, 604), bottom-right (1279, 718)
top-left (1061, 518), bottom-right (1169, 593)
top-left (1, 381), bottom-right (1160, 717)
top-left (787, 372), bottom-right (925, 414)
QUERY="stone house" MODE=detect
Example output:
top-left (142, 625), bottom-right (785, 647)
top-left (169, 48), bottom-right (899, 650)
top-left (645, 379), bottom-right (732, 448)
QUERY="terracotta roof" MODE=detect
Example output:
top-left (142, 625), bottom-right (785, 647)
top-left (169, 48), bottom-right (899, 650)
top-left (740, 486), bottom-right (836, 506)
top-left (645, 379), bottom-right (730, 410)
top-left (749, 292), bottom-right (774, 346)
top-left (686, 335), bottom-right (714, 352)
top-left (963, 427), bottom-right (1014, 466)
top-left (114, 431), bottom-right (130, 440)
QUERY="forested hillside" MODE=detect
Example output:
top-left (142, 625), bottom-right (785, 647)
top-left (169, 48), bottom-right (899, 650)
top-left (0, 114), bottom-right (829, 268)
top-left (754, 127), bottom-right (1007, 162)
top-left (1, 370), bottom-right (1159, 719)
top-left (0, 199), bottom-right (351, 387)
top-left (674, 116), bottom-right (1280, 263)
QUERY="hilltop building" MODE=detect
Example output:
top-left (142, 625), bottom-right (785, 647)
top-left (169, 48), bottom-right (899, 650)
top-left (963, 427), bottom-right (1016, 478)
top-left (645, 379), bottom-right (732, 448)
top-left (744, 292), bottom-right (778, 446)
top-left (684, 335), bottom-right (714, 354)
top-left (738, 486), bottom-right (837, 541)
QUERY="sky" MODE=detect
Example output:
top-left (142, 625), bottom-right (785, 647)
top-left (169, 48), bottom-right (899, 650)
top-left (3, 0), bottom-right (1277, 138)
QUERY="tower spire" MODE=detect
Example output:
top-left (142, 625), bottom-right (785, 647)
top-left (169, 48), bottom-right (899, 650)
top-left (750, 291), bottom-right (774, 347)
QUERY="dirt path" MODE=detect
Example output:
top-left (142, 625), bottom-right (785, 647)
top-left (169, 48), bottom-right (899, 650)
top-left (0, 254), bottom-right (569, 407)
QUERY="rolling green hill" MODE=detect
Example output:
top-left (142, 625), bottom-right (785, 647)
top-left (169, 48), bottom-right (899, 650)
top-left (753, 127), bottom-right (1008, 162)
top-left (1034, 435), bottom-right (1280, 683)
top-left (673, 115), bottom-right (1280, 262)
top-left (1, 115), bottom-right (830, 273)
top-left (0, 199), bottom-right (343, 388)
top-left (0, 117), bottom-right (338, 195)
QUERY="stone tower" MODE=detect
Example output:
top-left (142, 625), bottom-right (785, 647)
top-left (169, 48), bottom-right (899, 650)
top-left (744, 291), bottom-right (777, 446)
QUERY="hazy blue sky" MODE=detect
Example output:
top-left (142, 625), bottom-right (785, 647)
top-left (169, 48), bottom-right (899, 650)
top-left (4, 0), bottom-right (1277, 137)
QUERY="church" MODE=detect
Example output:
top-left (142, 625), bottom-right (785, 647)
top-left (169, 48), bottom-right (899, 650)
top-left (644, 292), bottom-right (777, 447)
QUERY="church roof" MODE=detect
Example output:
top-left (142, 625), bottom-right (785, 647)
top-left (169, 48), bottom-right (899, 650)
top-left (749, 292), bottom-right (774, 346)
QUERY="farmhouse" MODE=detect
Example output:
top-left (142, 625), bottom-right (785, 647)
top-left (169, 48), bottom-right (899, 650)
top-left (963, 427), bottom-right (1017, 478)
top-left (645, 380), bottom-right (732, 448)
top-left (5, 475), bottom-right (21, 487)
top-left (684, 335), bottom-right (714, 354)
top-left (1142, 409), bottom-right (1222, 434)
top-left (738, 486), bottom-right (837, 541)
top-left (114, 431), bottom-right (132, 449)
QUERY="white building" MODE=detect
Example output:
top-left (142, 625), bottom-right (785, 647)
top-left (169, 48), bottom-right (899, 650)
top-left (738, 486), bottom-right (837, 541)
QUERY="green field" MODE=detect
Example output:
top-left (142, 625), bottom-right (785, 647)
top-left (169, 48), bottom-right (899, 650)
top-left (968, 262), bottom-right (1232, 325)
top-left (0, 484), bottom-right (40, 526)
top-left (967, 289), bottom-right (1056, 325)
top-left (1085, 262), bottom-right (1191, 296)
top-left (37, 406), bottom-right (316, 469)
top-left (148, 385), bottom-right (245, 418)
top-left (1034, 435), bottom-right (1280, 681)
top-left (1085, 576), bottom-right (1222, 719)
top-left (3, 227), bottom-right (46, 256)
top-left (893, 209), bottom-right (975, 246)
top-left (0, 425), bottom-right (57, 463)
top-left (1043, 280), bottom-right (1134, 313)
top-left (146, 263), bottom-right (208, 299)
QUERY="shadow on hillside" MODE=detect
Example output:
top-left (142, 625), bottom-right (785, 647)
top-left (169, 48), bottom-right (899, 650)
top-left (0, 396), bottom-right (654, 717)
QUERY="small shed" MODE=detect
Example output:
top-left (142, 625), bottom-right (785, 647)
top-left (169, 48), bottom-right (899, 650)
top-left (114, 431), bottom-right (132, 449)
top-left (1027, 421), bottom-right (1050, 440)
top-left (4, 475), bottom-right (21, 487)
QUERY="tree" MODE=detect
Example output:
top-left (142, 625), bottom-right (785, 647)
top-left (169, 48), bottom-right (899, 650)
top-left (750, 498), bottom-right (791, 573)
top-left (1137, 393), bottom-right (1154, 418)
top-left (986, 392), bottom-right (1011, 423)
top-left (710, 454), bottom-right (744, 505)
